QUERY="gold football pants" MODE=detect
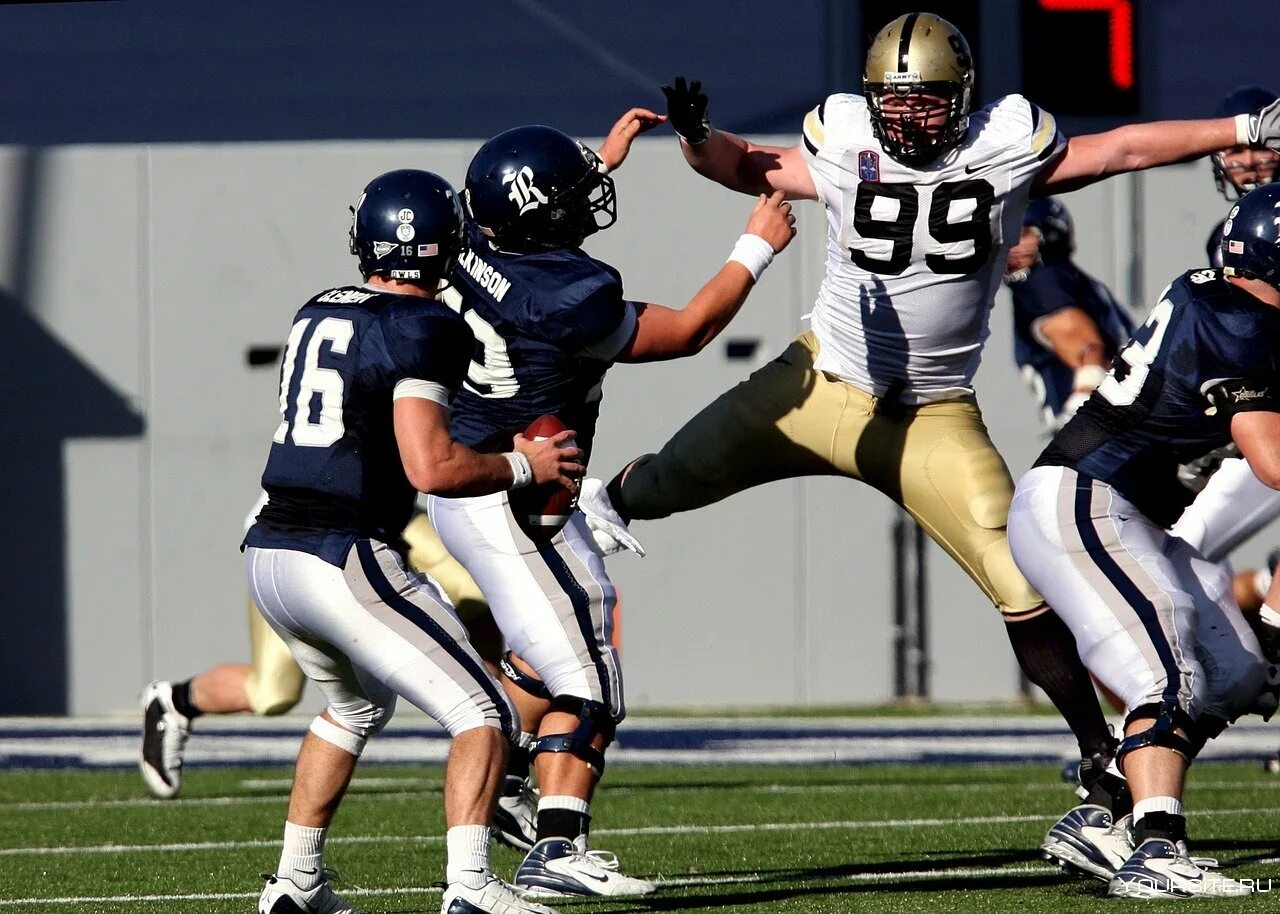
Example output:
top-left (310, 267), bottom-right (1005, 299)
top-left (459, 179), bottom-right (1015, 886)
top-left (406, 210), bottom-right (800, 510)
top-left (620, 332), bottom-right (1044, 616)
top-left (245, 511), bottom-right (493, 715)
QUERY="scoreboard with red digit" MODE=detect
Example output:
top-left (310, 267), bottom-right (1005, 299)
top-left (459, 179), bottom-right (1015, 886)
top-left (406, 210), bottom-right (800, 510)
top-left (1021, 0), bottom-right (1140, 115)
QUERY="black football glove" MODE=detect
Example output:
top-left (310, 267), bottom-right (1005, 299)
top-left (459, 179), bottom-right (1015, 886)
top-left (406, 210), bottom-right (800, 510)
top-left (661, 76), bottom-right (711, 145)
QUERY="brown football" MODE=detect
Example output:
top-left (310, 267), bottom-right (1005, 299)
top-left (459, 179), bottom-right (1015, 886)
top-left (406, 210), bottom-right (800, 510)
top-left (508, 414), bottom-right (578, 543)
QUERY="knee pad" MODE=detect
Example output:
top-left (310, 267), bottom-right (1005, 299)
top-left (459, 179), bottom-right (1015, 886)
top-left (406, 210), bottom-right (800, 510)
top-left (529, 696), bottom-right (619, 776)
top-left (321, 695), bottom-right (397, 742)
top-left (310, 714), bottom-right (368, 758)
top-left (500, 652), bottom-right (553, 701)
top-left (1116, 702), bottom-right (1197, 772)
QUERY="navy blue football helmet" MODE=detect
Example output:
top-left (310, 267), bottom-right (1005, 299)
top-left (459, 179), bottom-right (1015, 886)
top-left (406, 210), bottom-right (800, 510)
top-left (1024, 196), bottom-right (1074, 263)
top-left (464, 125), bottom-right (616, 251)
top-left (349, 169), bottom-right (464, 284)
top-left (1220, 183), bottom-right (1280, 289)
top-left (1212, 85), bottom-right (1280, 200)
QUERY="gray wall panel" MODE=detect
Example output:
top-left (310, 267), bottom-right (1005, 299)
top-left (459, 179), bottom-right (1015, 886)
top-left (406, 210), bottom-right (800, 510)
top-left (2, 135), bottom-right (1265, 713)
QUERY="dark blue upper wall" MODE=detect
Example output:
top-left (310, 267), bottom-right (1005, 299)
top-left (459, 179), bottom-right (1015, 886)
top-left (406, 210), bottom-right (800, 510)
top-left (0, 0), bottom-right (824, 143)
top-left (0, 0), bottom-right (1274, 145)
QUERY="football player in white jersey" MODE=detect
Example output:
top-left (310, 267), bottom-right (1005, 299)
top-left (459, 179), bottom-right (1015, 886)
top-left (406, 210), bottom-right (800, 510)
top-left (578, 7), bottom-right (1280, 855)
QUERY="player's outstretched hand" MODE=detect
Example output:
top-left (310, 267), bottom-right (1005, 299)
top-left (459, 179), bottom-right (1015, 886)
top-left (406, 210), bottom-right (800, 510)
top-left (660, 76), bottom-right (711, 145)
top-left (598, 108), bottom-right (667, 172)
top-left (745, 191), bottom-right (797, 254)
top-left (1248, 98), bottom-right (1280, 152)
top-left (514, 430), bottom-right (584, 489)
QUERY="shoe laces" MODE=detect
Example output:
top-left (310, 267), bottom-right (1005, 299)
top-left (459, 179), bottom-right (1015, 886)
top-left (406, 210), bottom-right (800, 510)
top-left (584, 849), bottom-right (620, 872)
top-left (157, 715), bottom-right (190, 772)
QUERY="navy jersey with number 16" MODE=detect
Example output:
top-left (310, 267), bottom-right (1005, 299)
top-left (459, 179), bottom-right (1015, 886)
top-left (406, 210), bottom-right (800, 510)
top-left (1036, 268), bottom-right (1280, 528)
top-left (244, 285), bottom-right (474, 565)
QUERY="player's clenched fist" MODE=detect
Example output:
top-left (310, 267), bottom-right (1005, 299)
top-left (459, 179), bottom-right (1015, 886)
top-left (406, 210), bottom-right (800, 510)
top-left (744, 190), bottom-right (797, 254)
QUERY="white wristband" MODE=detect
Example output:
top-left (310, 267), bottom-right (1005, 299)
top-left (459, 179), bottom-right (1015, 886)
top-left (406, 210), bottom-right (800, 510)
top-left (1260, 602), bottom-right (1280, 629)
top-left (1073, 364), bottom-right (1107, 392)
top-left (727, 233), bottom-right (775, 282)
top-left (1235, 112), bottom-right (1253, 146)
top-left (503, 451), bottom-right (533, 489)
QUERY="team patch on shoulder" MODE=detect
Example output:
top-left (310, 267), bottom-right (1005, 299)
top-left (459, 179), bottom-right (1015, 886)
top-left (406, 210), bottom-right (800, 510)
top-left (858, 150), bottom-right (880, 182)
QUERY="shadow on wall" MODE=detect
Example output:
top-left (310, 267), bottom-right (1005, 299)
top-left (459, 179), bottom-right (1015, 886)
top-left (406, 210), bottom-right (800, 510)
top-left (0, 287), bottom-right (145, 713)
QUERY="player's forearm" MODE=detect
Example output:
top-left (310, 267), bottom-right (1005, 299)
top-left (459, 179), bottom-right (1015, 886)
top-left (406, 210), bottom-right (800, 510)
top-left (681, 130), bottom-right (772, 196)
top-left (673, 264), bottom-right (756, 356)
top-left (408, 443), bottom-right (515, 497)
top-left (1098, 117), bottom-right (1236, 174)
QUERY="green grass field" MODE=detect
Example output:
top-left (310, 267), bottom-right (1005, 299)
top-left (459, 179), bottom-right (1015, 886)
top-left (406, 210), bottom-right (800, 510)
top-left (2, 762), bottom-right (1278, 913)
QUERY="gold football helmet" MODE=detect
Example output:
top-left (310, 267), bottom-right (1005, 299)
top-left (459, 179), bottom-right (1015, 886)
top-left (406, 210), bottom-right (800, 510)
top-left (863, 12), bottom-right (975, 164)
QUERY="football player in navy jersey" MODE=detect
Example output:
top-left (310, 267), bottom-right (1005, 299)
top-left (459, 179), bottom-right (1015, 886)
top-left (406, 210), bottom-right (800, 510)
top-left (1008, 184), bottom-right (1280, 898)
top-left (1205, 86), bottom-right (1279, 268)
top-left (1003, 197), bottom-right (1135, 430)
top-left (244, 169), bottom-right (580, 914)
top-left (429, 111), bottom-right (796, 897)
top-left (1167, 86), bottom-right (1280, 667)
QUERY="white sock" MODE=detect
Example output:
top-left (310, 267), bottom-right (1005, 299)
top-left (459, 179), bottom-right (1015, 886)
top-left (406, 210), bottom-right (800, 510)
top-left (278, 821), bottom-right (326, 891)
top-left (445, 825), bottom-right (492, 888)
top-left (1133, 795), bottom-right (1184, 825)
top-left (538, 794), bottom-right (591, 815)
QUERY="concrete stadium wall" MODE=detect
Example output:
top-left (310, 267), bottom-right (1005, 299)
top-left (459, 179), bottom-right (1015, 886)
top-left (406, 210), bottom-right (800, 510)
top-left (0, 137), bottom-right (1258, 714)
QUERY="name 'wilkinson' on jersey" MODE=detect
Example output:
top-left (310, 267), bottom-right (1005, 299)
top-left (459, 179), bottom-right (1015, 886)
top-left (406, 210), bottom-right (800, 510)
top-left (458, 249), bottom-right (512, 302)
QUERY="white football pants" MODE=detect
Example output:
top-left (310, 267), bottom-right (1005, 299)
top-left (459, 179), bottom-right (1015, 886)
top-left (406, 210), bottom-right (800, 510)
top-left (246, 539), bottom-right (516, 737)
top-left (1171, 457), bottom-right (1280, 563)
top-left (1009, 466), bottom-right (1266, 721)
top-left (429, 492), bottom-right (624, 719)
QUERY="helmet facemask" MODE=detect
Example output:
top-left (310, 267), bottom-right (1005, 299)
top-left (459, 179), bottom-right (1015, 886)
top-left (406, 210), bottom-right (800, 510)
top-left (1211, 145), bottom-right (1280, 201)
top-left (865, 79), bottom-right (970, 165)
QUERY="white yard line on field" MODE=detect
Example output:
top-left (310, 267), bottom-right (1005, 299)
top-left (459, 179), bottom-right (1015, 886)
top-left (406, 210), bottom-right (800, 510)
top-left (0, 863), bottom-right (1071, 906)
top-left (0, 806), bottom-right (1273, 858)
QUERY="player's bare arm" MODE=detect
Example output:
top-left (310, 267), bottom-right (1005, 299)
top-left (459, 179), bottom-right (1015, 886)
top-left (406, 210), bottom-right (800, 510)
top-left (662, 76), bottom-right (818, 201)
top-left (1035, 308), bottom-right (1108, 370)
top-left (394, 398), bottom-right (582, 494)
top-left (1037, 97), bottom-right (1280, 194)
top-left (618, 191), bottom-right (796, 362)
top-left (596, 107), bottom-right (667, 172)
top-left (1231, 411), bottom-right (1280, 490)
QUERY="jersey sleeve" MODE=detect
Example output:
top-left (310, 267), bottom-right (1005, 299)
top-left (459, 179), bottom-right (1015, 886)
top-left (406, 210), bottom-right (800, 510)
top-left (989, 95), bottom-right (1067, 186)
top-left (800, 94), bottom-right (853, 208)
top-left (530, 266), bottom-right (633, 358)
top-left (384, 307), bottom-right (475, 405)
top-left (1017, 268), bottom-right (1083, 344)
top-left (1195, 301), bottom-right (1280, 418)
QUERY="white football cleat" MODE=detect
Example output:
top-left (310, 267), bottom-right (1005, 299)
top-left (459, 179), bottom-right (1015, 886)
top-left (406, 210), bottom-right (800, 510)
top-left (515, 836), bottom-right (657, 897)
top-left (1041, 804), bottom-right (1133, 881)
top-left (577, 478), bottom-right (645, 557)
top-left (259, 873), bottom-right (356, 914)
top-left (139, 680), bottom-right (192, 799)
top-left (442, 874), bottom-right (559, 914)
top-left (1108, 838), bottom-right (1251, 898)
top-left (492, 775), bottom-right (539, 851)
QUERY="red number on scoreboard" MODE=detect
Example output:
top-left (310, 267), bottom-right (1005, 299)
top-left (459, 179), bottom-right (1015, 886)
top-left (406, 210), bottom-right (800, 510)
top-left (1037, 0), bottom-right (1134, 91)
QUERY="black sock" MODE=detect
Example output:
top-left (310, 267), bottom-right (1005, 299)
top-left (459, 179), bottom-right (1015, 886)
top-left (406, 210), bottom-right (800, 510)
top-left (1084, 771), bottom-right (1133, 817)
top-left (170, 679), bottom-right (203, 720)
top-left (605, 473), bottom-right (631, 525)
top-left (1136, 811), bottom-right (1187, 844)
top-left (1004, 611), bottom-right (1112, 756)
top-left (507, 742), bottom-right (531, 782)
top-left (536, 808), bottom-right (590, 843)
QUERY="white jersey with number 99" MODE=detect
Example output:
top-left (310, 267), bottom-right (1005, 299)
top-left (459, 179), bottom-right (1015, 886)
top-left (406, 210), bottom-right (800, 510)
top-left (801, 93), bottom-right (1066, 404)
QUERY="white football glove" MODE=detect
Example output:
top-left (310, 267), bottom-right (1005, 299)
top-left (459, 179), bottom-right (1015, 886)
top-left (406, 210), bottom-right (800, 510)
top-left (578, 478), bottom-right (646, 557)
top-left (1243, 98), bottom-right (1280, 152)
